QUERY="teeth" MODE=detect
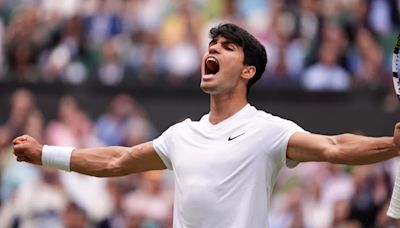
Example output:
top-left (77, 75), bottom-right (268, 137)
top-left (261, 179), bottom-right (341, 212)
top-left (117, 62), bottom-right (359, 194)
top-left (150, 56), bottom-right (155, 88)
top-left (206, 57), bottom-right (218, 63)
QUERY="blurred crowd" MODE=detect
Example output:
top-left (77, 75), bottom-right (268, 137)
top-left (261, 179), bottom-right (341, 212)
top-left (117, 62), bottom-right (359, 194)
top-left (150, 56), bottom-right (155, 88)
top-left (1, 0), bottom-right (400, 227)
top-left (0, 88), bottom-right (174, 228)
top-left (0, 0), bottom-right (398, 91)
top-left (1, 90), bottom-right (400, 228)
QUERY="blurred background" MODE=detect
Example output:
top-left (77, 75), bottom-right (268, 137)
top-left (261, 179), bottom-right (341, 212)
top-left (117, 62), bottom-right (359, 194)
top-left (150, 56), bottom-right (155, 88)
top-left (0, 0), bottom-right (400, 227)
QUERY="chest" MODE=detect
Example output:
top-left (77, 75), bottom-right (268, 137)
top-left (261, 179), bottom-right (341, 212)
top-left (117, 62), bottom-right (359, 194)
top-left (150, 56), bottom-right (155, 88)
top-left (170, 126), bottom-right (268, 178)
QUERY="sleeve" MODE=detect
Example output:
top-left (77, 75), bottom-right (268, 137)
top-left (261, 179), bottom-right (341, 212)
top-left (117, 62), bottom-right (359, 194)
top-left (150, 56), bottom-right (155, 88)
top-left (279, 121), bottom-right (308, 168)
top-left (264, 119), bottom-right (308, 169)
top-left (153, 128), bottom-right (174, 170)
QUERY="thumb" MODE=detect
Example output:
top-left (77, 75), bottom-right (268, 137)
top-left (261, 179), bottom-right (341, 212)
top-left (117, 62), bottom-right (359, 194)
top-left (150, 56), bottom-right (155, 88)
top-left (396, 122), bottom-right (400, 130)
top-left (394, 123), bottom-right (400, 146)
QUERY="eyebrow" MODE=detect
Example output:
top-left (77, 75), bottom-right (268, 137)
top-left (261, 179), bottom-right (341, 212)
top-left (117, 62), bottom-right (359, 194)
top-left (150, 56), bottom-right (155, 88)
top-left (209, 39), bottom-right (217, 46)
top-left (209, 39), bottom-right (238, 48)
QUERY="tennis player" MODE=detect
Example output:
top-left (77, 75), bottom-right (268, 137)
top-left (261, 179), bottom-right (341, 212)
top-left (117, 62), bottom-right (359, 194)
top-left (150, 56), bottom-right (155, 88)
top-left (12, 23), bottom-right (400, 227)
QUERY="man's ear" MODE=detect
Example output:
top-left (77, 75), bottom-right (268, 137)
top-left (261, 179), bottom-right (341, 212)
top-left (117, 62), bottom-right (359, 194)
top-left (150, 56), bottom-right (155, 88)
top-left (241, 66), bottom-right (256, 80)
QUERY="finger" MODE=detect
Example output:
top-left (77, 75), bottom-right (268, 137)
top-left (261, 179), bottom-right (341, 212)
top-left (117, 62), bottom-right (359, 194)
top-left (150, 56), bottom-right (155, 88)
top-left (13, 143), bottom-right (25, 150)
top-left (20, 156), bottom-right (31, 163)
top-left (12, 136), bottom-right (24, 145)
top-left (14, 137), bottom-right (31, 146)
top-left (13, 140), bottom-right (23, 146)
top-left (16, 155), bottom-right (28, 162)
top-left (20, 135), bottom-right (29, 142)
top-left (13, 135), bottom-right (29, 145)
top-left (12, 144), bottom-right (26, 156)
top-left (13, 149), bottom-right (22, 157)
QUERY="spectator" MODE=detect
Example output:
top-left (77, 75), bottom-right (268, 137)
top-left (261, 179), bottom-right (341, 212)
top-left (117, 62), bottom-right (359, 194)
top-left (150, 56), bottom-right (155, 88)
top-left (98, 38), bottom-right (124, 86)
top-left (301, 41), bottom-right (351, 91)
top-left (124, 171), bottom-right (173, 226)
top-left (3, 89), bottom-right (36, 138)
top-left (46, 95), bottom-right (111, 223)
top-left (0, 101), bottom-right (43, 204)
top-left (125, 31), bottom-right (166, 84)
top-left (125, 113), bottom-right (158, 146)
top-left (41, 0), bottom-right (80, 19)
top-left (5, 5), bottom-right (44, 82)
top-left (347, 165), bottom-right (389, 227)
top-left (0, 168), bottom-right (68, 228)
top-left (62, 201), bottom-right (88, 228)
top-left (41, 15), bottom-right (90, 84)
top-left (368, 0), bottom-right (399, 36)
top-left (83, 0), bottom-right (123, 46)
top-left (301, 175), bottom-right (333, 227)
top-left (95, 94), bottom-right (134, 146)
top-left (129, 0), bottom-right (167, 35)
top-left (96, 93), bottom-right (157, 147)
top-left (297, 0), bottom-right (320, 48)
top-left (46, 96), bottom-right (83, 146)
top-left (263, 33), bottom-right (305, 85)
top-left (269, 187), bottom-right (305, 228)
top-left (101, 178), bottom-right (131, 228)
top-left (0, 89), bottom-right (41, 201)
top-left (159, 0), bottom-right (201, 84)
top-left (350, 27), bottom-right (388, 90)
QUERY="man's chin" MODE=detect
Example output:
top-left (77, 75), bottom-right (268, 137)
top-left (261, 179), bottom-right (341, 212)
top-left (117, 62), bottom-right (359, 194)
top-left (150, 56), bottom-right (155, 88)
top-left (200, 83), bottom-right (216, 94)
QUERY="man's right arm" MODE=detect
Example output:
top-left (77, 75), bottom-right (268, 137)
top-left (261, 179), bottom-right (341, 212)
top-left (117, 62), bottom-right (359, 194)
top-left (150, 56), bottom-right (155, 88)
top-left (12, 135), bottom-right (167, 177)
top-left (71, 142), bottom-right (166, 177)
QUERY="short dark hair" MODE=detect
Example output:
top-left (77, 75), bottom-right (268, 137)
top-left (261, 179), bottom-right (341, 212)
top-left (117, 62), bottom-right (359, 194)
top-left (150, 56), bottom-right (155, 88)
top-left (209, 23), bottom-right (267, 94)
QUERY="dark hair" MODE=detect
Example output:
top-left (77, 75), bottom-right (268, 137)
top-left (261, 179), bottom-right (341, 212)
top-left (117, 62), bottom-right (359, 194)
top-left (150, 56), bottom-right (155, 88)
top-left (209, 23), bottom-right (267, 94)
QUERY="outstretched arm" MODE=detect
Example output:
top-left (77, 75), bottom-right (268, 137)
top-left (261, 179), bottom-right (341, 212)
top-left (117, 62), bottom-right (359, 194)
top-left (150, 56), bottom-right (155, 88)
top-left (12, 135), bottom-right (166, 177)
top-left (287, 123), bottom-right (400, 165)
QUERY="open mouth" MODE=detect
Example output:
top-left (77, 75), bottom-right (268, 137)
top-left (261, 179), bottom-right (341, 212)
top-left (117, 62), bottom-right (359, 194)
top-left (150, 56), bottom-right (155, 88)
top-left (204, 56), bottom-right (220, 75)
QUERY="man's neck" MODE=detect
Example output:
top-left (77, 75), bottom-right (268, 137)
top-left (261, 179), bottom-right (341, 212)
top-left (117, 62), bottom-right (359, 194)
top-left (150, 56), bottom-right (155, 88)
top-left (208, 93), bottom-right (248, 125)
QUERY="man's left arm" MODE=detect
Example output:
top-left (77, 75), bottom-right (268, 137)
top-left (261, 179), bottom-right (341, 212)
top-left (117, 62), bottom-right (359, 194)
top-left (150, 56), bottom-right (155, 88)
top-left (287, 123), bottom-right (400, 165)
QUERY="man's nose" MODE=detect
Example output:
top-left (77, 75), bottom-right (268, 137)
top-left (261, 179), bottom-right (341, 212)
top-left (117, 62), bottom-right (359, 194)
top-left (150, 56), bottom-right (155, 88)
top-left (208, 44), bottom-right (221, 54)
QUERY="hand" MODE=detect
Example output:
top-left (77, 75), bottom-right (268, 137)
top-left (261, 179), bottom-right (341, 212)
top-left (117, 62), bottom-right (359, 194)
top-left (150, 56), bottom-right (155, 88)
top-left (394, 123), bottom-right (400, 151)
top-left (12, 135), bottom-right (43, 165)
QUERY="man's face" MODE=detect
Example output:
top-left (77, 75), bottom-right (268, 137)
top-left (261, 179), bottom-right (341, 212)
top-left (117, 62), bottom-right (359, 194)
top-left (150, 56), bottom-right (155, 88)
top-left (200, 36), bottom-right (246, 95)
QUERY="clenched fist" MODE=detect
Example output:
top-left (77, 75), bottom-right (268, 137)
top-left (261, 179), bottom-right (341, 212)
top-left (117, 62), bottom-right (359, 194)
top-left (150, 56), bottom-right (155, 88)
top-left (13, 135), bottom-right (43, 165)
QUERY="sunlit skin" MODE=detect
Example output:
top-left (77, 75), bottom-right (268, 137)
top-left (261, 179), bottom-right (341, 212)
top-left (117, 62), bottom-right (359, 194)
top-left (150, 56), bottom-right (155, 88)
top-left (200, 35), bottom-right (256, 125)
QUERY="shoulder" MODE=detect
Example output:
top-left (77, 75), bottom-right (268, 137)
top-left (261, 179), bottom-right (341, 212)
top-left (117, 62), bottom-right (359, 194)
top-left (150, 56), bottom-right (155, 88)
top-left (168, 118), bottom-right (192, 130)
top-left (250, 109), bottom-right (304, 134)
top-left (165, 118), bottom-right (200, 133)
top-left (253, 109), bottom-right (295, 125)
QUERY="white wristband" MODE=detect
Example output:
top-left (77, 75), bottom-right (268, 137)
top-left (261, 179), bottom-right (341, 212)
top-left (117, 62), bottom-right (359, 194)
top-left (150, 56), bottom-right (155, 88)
top-left (42, 145), bottom-right (74, 171)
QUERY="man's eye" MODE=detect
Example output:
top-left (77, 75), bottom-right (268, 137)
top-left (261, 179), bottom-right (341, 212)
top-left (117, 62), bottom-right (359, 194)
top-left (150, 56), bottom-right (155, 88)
top-left (225, 46), bottom-right (234, 51)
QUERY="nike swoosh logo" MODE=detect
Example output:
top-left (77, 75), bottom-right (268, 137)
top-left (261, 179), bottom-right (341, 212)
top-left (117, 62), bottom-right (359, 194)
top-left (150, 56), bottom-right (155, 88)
top-left (228, 133), bottom-right (245, 141)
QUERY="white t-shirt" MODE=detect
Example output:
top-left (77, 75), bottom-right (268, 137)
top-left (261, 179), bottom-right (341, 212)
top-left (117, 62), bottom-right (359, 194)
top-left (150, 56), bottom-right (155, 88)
top-left (153, 104), bottom-right (306, 228)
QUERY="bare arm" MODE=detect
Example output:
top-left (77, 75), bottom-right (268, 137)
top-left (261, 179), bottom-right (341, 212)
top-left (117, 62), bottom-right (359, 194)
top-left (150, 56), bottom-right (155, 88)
top-left (287, 123), bottom-right (400, 165)
top-left (12, 135), bottom-right (166, 177)
top-left (71, 142), bottom-right (166, 177)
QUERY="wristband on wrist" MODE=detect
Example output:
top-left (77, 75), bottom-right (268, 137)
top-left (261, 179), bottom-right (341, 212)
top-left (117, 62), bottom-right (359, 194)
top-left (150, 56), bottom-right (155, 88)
top-left (41, 145), bottom-right (74, 171)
